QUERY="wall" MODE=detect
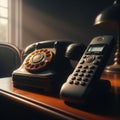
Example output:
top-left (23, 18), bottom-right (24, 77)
top-left (22, 0), bottom-right (115, 49)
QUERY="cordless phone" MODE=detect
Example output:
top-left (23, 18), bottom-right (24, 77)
top-left (60, 35), bottom-right (115, 104)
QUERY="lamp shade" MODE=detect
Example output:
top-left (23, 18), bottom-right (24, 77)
top-left (94, 1), bottom-right (120, 30)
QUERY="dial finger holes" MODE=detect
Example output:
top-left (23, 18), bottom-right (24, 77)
top-left (35, 50), bottom-right (39, 53)
top-left (46, 53), bottom-right (51, 57)
top-left (46, 51), bottom-right (50, 54)
top-left (35, 64), bottom-right (40, 68)
top-left (26, 63), bottom-right (31, 68)
top-left (26, 58), bottom-right (30, 62)
top-left (24, 48), bottom-right (54, 71)
top-left (40, 61), bottom-right (45, 66)
top-left (43, 49), bottom-right (47, 52)
top-left (31, 51), bottom-right (36, 55)
top-left (25, 61), bottom-right (29, 65)
top-left (30, 64), bottom-right (35, 69)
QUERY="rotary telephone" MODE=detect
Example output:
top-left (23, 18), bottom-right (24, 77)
top-left (12, 40), bottom-right (85, 93)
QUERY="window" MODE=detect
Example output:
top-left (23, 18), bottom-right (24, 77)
top-left (0, 0), bottom-right (22, 48)
top-left (0, 0), bottom-right (8, 42)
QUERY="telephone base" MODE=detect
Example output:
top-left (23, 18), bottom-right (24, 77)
top-left (12, 71), bottom-right (67, 95)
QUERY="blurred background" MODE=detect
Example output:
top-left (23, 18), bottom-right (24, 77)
top-left (0, 0), bottom-right (115, 49)
top-left (22, 0), bottom-right (115, 48)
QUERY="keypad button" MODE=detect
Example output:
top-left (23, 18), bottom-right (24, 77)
top-left (83, 55), bottom-right (87, 59)
top-left (78, 65), bottom-right (82, 69)
top-left (86, 56), bottom-right (95, 63)
top-left (80, 81), bottom-right (86, 86)
top-left (83, 78), bottom-right (88, 82)
top-left (74, 80), bottom-right (79, 85)
top-left (81, 69), bottom-right (86, 73)
top-left (69, 80), bottom-right (74, 84)
top-left (71, 77), bottom-right (76, 80)
top-left (73, 73), bottom-right (78, 76)
top-left (84, 66), bottom-right (88, 69)
top-left (76, 69), bottom-right (80, 72)
top-left (79, 73), bottom-right (84, 77)
top-left (93, 60), bottom-right (100, 65)
top-left (85, 73), bottom-right (91, 77)
top-left (80, 60), bottom-right (85, 64)
top-left (76, 76), bottom-right (82, 81)
top-left (89, 66), bottom-right (96, 69)
top-left (87, 70), bottom-right (94, 73)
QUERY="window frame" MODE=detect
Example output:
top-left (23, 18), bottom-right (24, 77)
top-left (0, 0), bottom-right (22, 48)
top-left (0, 0), bottom-right (9, 42)
top-left (9, 0), bottom-right (22, 48)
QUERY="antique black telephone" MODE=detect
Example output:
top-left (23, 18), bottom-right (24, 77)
top-left (12, 40), bottom-right (85, 93)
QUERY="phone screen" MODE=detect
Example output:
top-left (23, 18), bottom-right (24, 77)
top-left (87, 45), bottom-right (105, 52)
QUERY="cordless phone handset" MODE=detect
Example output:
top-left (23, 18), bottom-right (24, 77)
top-left (60, 35), bottom-right (115, 104)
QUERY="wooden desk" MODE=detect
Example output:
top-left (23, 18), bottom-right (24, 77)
top-left (0, 72), bottom-right (120, 120)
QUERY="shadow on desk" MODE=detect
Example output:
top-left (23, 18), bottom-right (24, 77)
top-left (65, 92), bottom-right (120, 117)
top-left (64, 73), bottom-right (120, 119)
top-left (12, 80), bottom-right (120, 118)
top-left (0, 96), bottom-right (60, 120)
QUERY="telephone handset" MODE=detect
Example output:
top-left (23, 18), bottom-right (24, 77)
top-left (60, 35), bottom-right (115, 104)
top-left (12, 40), bottom-right (85, 92)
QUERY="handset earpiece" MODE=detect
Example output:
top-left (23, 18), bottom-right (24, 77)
top-left (54, 40), bottom-right (73, 57)
top-left (22, 43), bottom-right (36, 60)
top-left (65, 43), bottom-right (86, 68)
top-left (22, 41), bottom-right (55, 60)
top-left (65, 43), bottom-right (86, 61)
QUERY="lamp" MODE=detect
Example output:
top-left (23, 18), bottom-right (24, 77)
top-left (94, 0), bottom-right (120, 73)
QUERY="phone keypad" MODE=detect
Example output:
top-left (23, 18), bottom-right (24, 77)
top-left (69, 55), bottom-right (103, 86)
